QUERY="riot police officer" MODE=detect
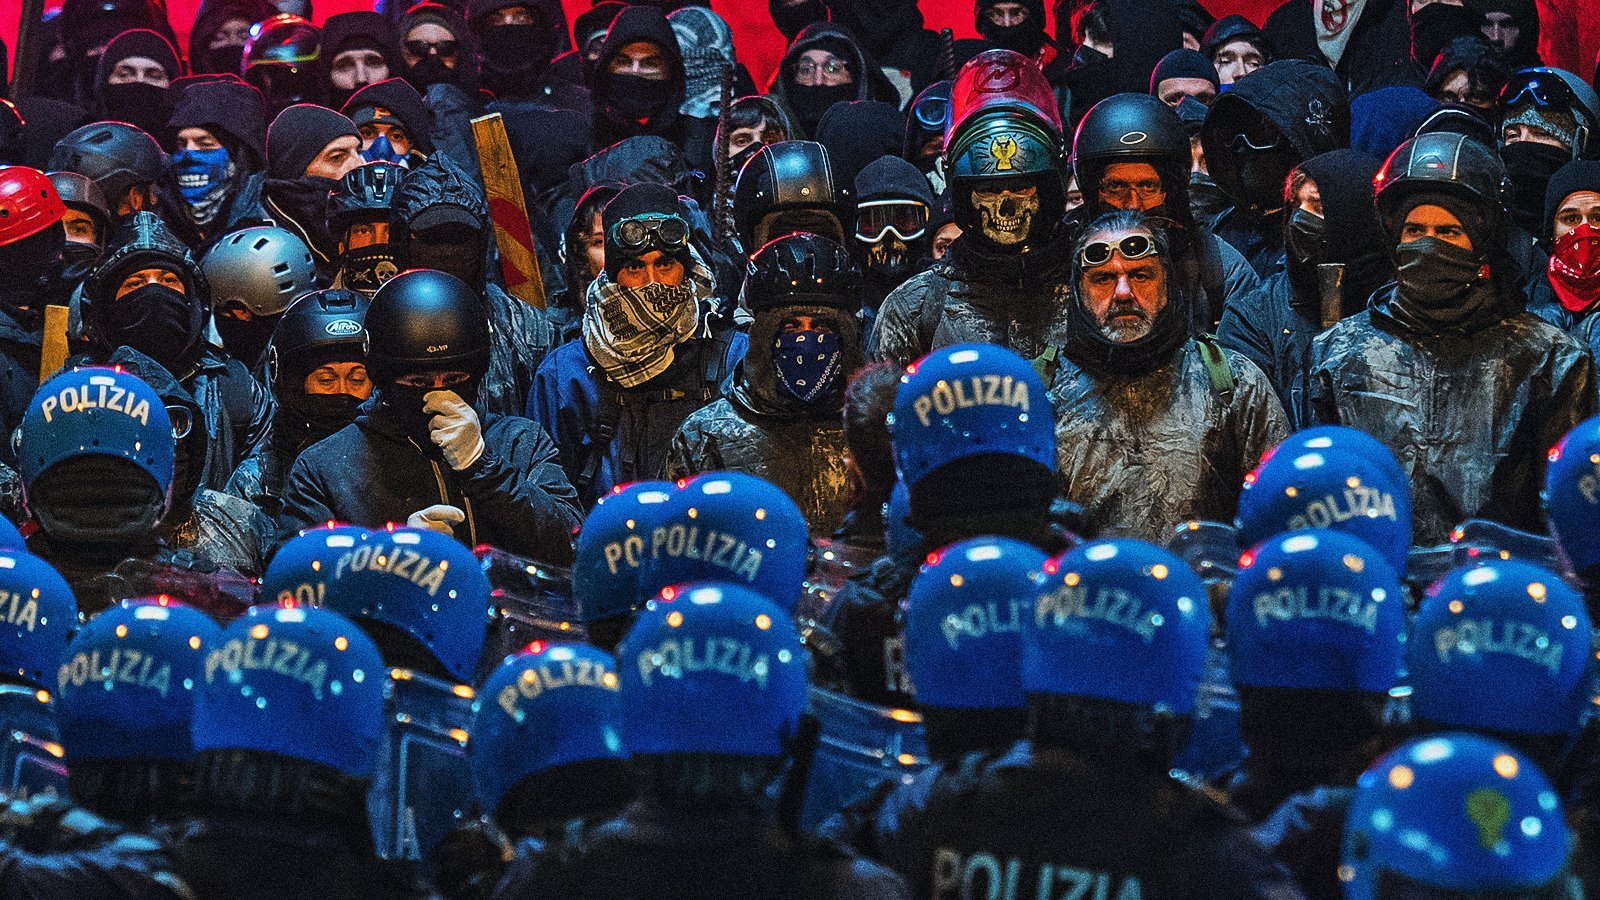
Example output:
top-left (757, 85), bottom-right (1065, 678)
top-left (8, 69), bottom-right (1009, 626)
top-left (280, 268), bottom-right (581, 562)
top-left (571, 480), bottom-right (675, 652)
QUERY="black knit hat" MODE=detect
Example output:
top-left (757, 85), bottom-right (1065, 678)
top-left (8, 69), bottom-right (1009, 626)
top-left (601, 182), bottom-right (691, 281)
top-left (95, 28), bottom-right (182, 85)
top-left (266, 103), bottom-right (358, 180)
top-left (1544, 160), bottom-right (1600, 239)
top-left (1149, 49), bottom-right (1219, 93)
top-left (340, 77), bottom-right (434, 156)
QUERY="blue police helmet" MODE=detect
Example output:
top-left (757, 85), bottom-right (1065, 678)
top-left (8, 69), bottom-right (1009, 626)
top-left (1543, 414), bottom-right (1600, 574)
top-left (906, 537), bottom-right (1049, 710)
top-left (470, 642), bottom-right (626, 816)
top-left (573, 481), bottom-right (675, 623)
top-left (1407, 559), bottom-right (1591, 737)
top-left (890, 343), bottom-right (1054, 491)
top-left (0, 516), bottom-right (24, 551)
top-left (618, 581), bottom-right (808, 757)
top-left (192, 604), bottom-right (387, 778)
top-left (260, 523), bottom-right (371, 607)
top-left (638, 473), bottom-right (810, 614)
top-left (0, 550), bottom-right (78, 690)
top-left (1237, 425), bottom-right (1412, 573)
top-left (1342, 733), bottom-right (1571, 900)
top-left (55, 599), bottom-right (219, 762)
top-left (17, 367), bottom-right (175, 503)
top-left (1227, 529), bottom-right (1406, 694)
top-left (318, 527), bottom-right (492, 684)
top-left (1024, 539), bottom-right (1209, 714)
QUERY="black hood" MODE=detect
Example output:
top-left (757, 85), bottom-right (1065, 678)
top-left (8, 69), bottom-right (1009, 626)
top-left (188, 0), bottom-right (277, 74)
top-left (1064, 0), bottom-right (1187, 126)
top-left (399, 3), bottom-right (479, 94)
top-left (168, 78), bottom-right (269, 168)
top-left (319, 11), bottom-right (403, 104)
top-left (733, 303), bottom-right (863, 420)
top-left (591, 6), bottom-right (686, 133)
top-left (1201, 14), bottom-right (1269, 57)
top-left (769, 22), bottom-right (880, 108)
top-left (341, 77), bottom-right (434, 157)
top-left (389, 151), bottom-right (495, 289)
top-left (1201, 59), bottom-right (1349, 204)
top-left (1298, 149), bottom-right (1389, 311)
top-left (556, 134), bottom-right (695, 237)
top-left (814, 100), bottom-right (905, 186)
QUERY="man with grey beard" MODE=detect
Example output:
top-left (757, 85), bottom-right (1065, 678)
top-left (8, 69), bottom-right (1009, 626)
top-left (1050, 209), bottom-right (1288, 540)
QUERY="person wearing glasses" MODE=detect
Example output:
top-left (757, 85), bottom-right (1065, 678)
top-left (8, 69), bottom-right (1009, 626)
top-left (1307, 133), bottom-right (1596, 546)
top-left (399, 2), bottom-right (477, 94)
top-left (853, 156), bottom-right (936, 312)
top-left (769, 22), bottom-right (897, 137)
top-left (79, 212), bottom-right (274, 495)
top-left (1199, 59), bottom-right (1350, 278)
top-left (1497, 66), bottom-right (1600, 236)
top-left (1052, 209), bottom-right (1287, 542)
top-left (527, 183), bottom-right (744, 509)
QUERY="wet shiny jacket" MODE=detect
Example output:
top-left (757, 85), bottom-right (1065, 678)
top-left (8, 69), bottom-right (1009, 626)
top-left (1052, 340), bottom-right (1290, 542)
top-left (665, 303), bottom-right (861, 535)
top-left (1307, 289), bottom-right (1597, 545)
top-left (0, 793), bottom-right (191, 900)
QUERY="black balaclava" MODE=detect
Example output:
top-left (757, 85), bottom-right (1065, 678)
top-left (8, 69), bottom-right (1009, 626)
top-left (769, 0), bottom-right (828, 42)
top-left (277, 355), bottom-right (368, 458)
top-left (976, 0), bottom-right (1047, 57)
top-left (400, 4), bottom-right (478, 94)
top-left (319, 11), bottom-right (403, 110)
top-left (854, 155), bottom-right (935, 303)
top-left (1504, 124), bottom-right (1577, 235)
top-left (472, 0), bottom-right (560, 100)
top-left (1289, 150), bottom-right (1388, 315)
top-left (265, 104), bottom-right (360, 264)
top-left (783, 34), bottom-right (863, 136)
top-left (591, 7), bottom-right (687, 146)
top-left (93, 29), bottom-right (181, 139)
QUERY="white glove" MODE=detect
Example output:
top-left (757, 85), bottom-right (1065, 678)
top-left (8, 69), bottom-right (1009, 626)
top-left (407, 504), bottom-right (466, 537)
top-left (425, 390), bottom-right (486, 471)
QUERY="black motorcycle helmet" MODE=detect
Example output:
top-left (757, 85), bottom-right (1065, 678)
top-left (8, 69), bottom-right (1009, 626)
top-left (365, 268), bottom-right (491, 388)
top-left (733, 140), bottom-right (853, 251)
top-left (268, 288), bottom-right (371, 397)
top-left (1373, 132), bottom-right (1508, 239)
top-left (83, 212), bottom-right (210, 374)
top-left (244, 14), bottom-right (323, 109)
top-left (47, 121), bottom-right (165, 211)
top-left (328, 160), bottom-right (408, 233)
top-left (1072, 93), bottom-right (1193, 223)
top-left (745, 232), bottom-right (863, 316)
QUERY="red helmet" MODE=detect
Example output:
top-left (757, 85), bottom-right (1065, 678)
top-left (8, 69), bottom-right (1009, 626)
top-left (0, 166), bottom-right (67, 248)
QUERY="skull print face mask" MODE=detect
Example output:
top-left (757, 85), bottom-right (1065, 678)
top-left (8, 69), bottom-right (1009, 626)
top-left (969, 185), bottom-right (1041, 246)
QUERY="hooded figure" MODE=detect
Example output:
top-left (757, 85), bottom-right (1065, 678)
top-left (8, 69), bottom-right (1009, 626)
top-left (826, 0), bottom-right (942, 94)
top-left (0, 167), bottom-right (71, 468)
top-left (1423, 35), bottom-right (1510, 111)
top-left (52, 0), bottom-right (176, 105)
top-left (1349, 85), bottom-right (1439, 159)
top-left (91, 29), bottom-right (181, 139)
top-left (341, 76), bottom-right (435, 168)
top-left (470, 0), bottom-right (590, 113)
top-left (398, 3), bottom-right (479, 96)
top-left (263, 103), bottom-right (360, 279)
top-left (1202, 14), bottom-right (1272, 85)
top-left (110, 347), bottom-right (270, 575)
top-left (1527, 160), bottom-right (1600, 357)
top-left (388, 152), bottom-right (556, 418)
top-left (81, 213), bottom-right (275, 492)
top-left (667, 234), bottom-right (864, 534)
top-left (814, 101), bottom-right (906, 188)
top-left (1062, 0), bottom-right (1187, 127)
top-left (320, 11), bottom-right (402, 110)
top-left (1308, 133), bottom-right (1596, 544)
top-left (1218, 149), bottom-right (1390, 426)
top-left (559, 181), bottom-right (623, 330)
top-left (768, 22), bottom-right (898, 138)
top-left (1261, 0), bottom-right (1421, 97)
top-left (853, 155), bottom-right (936, 310)
top-left (1200, 59), bottom-right (1351, 277)
top-left (588, 7), bottom-right (687, 152)
top-left (1465, 0), bottom-right (1541, 70)
top-left (1410, 0), bottom-right (1483, 75)
top-left (975, 0), bottom-right (1052, 61)
top-left (1052, 209), bottom-right (1289, 539)
top-left (188, 0), bottom-right (276, 76)
top-left (526, 182), bottom-right (746, 507)
top-left (158, 78), bottom-right (270, 252)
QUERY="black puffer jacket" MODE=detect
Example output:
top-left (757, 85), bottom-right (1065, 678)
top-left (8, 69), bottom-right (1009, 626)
top-left (1051, 339), bottom-right (1289, 541)
top-left (0, 793), bottom-right (192, 900)
top-left (390, 151), bottom-right (556, 418)
top-left (867, 230), bottom-right (1074, 366)
top-left (280, 398), bottom-right (581, 562)
top-left (665, 304), bottom-right (862, 535)
top-left (1307, 289), bottom-right (1597, 545)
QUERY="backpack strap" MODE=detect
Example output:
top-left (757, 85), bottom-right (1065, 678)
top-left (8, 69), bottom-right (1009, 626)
top-left (573, 377), bottom-right (623, 504)
top-left (1194, 335), bottom-right (1235, 406)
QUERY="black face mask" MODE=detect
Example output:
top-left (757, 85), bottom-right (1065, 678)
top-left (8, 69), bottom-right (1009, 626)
top-left (978, 18), bottom-right (1046, 56)
top-left (406, 236), bottom-right (482, 287)
top-left (102, 284), bottom-right (197, 372)
top-left (407, 55), bottom-right (457, 91)
top-left (1232, 145), bottom-right (1301, 211)
top-left (1188, 170), bottom-right (1230, 222)
top-left (770, 0), bottom-right (827, 40)
top-left (339, 244), bottom-right (400, 295)
top-left (280, 392), bottom-right (365, 454)
top-left (270, 175), bottom-right (340, 259)
top-left (863, 234), bottom-right (931, 288)
top-left (99, 81), bottom-right (173, 138)
top-left (482, 23), bottom-right (555, 74)
top-left (787, 82), bottom-right (857, 132)
top-left (1502, 140), bottom-right (1571, 234)
top-left (215, 313), bottom-right (278, 367)
top-left (1390, 236), bottom-right (1498, 330)
top-left (206, 44), bottom-right (246, 76)
top-left (1285, 208), bottom-right (1327, 294)
top-left (605, 74), bottom-right (677, 122)
top-left (380, 377), bottom-right (481, 442)
top-left (60, 242), bottom-right (102, 289)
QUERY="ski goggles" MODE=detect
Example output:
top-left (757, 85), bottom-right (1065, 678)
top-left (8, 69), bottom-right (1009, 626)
top-left (1501, 72), bottom-right (1586, 114)
top-left (1079, 233), bottom-right (1157, 267)
top-left (609, 213), bottom-right (691, 254)
top-left (1231, 119), bottom-right (1286, 152)
top-left (912, 94), bottom-right (950, 130)
top-left (855, 200), bottom-right (929, 243)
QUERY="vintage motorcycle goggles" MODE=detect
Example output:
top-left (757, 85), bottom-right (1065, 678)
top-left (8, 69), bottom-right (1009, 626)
top-left (609, 213), bottom-right (691, 254)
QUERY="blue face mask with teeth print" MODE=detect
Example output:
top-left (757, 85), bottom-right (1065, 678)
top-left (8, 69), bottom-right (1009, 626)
top-left (173, 147), bottom-right (230, 203)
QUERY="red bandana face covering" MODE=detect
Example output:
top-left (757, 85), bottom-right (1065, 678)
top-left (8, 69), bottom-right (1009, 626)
top-left (1551, 222), bottom-right (1600, 313)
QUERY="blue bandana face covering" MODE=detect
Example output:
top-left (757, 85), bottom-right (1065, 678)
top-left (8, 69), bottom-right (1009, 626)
top-left (773, 328), bottom-right (843, 403)
top-left (173, 147), bottom-right (230, 203)
top-left (361, 134), bottom-right (407, 166)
